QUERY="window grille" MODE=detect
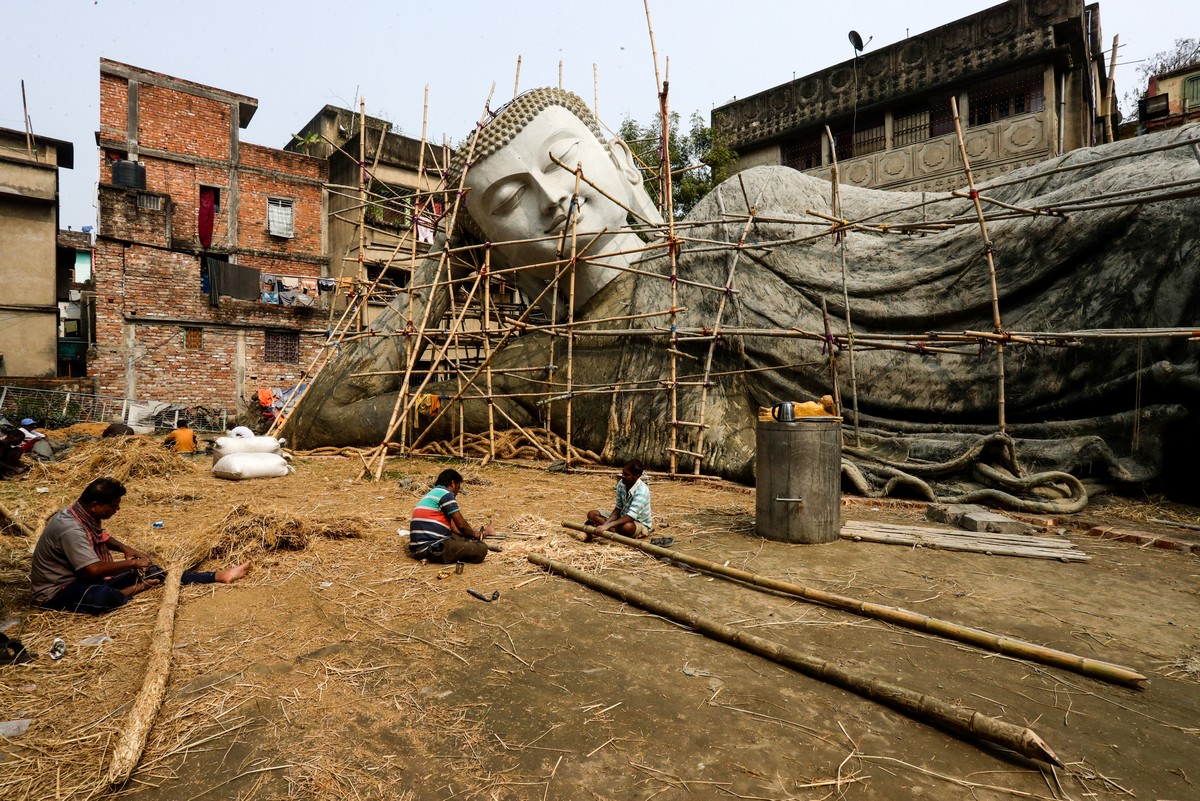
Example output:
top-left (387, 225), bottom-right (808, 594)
top-left (183, 328), bottom-right (203, 350)
top-left (781, 132), bottom-right (823, 171)
top-left (968, 66), bottom-right (1045, 127)
top-left (267, 197), bottom-right (295, 238)
top-left (830, 113), bottom-right (884, 161)
top-left (264, 330), bottom-right (300, 364)
top-left (137, 193), bottom-right (161, 211)
top-left (893, 93), bottom-right (956, 146)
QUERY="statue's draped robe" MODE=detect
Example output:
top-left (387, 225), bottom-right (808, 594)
top-left (286, 125), bottom-right (1200, 500)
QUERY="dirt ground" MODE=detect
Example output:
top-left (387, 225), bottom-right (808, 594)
top-left (1, 445), bottom-right (1198, 801)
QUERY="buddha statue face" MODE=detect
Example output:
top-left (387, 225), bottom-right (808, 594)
top-left (455, 90), bottom-right (663, 284)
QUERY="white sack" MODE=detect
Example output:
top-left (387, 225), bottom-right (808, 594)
top-left (211, 452), bottom-right (293, 481)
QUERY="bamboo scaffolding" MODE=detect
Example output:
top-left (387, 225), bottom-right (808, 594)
top-left (368, 85), bottom-right (499, 478)
top-left (529, 552), bottom-right (1063, 766)
top-left (563, 522), bottom-right (1143, 687)
top-left (689, 194), bottom-right (761, 475)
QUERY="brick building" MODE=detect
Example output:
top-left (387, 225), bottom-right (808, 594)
top-left (713, 0), bottom-right (1113, 192)
top-left (93, 59), bottom-right (329, 414)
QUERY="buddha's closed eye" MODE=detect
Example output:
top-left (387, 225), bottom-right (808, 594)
top-left (488, 182), bottom-right (527, 216)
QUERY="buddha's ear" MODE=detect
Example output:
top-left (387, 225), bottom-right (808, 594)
top-left (608, 138), bottom-right (666, 227)
top-left (608, 137), bottom-right (645, 185)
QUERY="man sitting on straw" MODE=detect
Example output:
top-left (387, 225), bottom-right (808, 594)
top-left (408, 469), bottom-right (494, 564)
top-left (30, 477), bottom-right (249, 614)
top-left (586, 460), bottom-right (653, 538)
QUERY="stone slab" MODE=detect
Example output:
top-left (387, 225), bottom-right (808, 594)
top-left (959, 511), bottom-right (1035, 535)
top-left (925, 503), bottom-right (988, 525)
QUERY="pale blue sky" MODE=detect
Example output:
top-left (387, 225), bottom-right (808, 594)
top-left (2, 0), bottom-right (1194, 229)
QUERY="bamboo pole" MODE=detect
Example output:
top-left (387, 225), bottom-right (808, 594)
top-left (561, 522), bottom-right (1143, 687)
top-left (951, 97), bottom-right (1007, 432)
top-left (564, 167), bottom-right (582, 468)
top-left (513, 55), bottom-right (522, 100)
top-left (104, 564), bottom-right (184, 786)
top-left (529, 551), bottom-right (1064, 766)
top-left (1105, 35), bottom-right (1119, 144)
top-left (482, 249), bottom-right (496, 461)
top-left (826, 126), bottom-right (861, 444)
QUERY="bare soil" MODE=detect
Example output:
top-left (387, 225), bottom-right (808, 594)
top-left (1, 451), bottom-right (1198, 800)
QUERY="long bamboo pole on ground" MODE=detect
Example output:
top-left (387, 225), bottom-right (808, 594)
top-left (104, 565), bottom-right (184, 786)
top-left (528, 552), bottom-right (1063, 766)
top-left (563, 523), bottom-right (1144, 687)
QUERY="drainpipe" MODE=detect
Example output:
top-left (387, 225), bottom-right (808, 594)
top-left (1057, 70), bottom-right (1066, 155)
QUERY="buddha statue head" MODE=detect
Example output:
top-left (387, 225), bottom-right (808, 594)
top-left (445, 88), bottom-right (664, 316)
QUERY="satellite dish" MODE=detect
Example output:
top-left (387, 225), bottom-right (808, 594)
top-left (848, 30), bottom-right (865, 53)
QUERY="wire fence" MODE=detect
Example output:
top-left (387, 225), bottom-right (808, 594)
top-left (0, 385), bottom-right (228, 434)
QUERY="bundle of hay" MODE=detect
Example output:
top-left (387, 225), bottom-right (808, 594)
top-left (206, 504), bottom-right (365, 563)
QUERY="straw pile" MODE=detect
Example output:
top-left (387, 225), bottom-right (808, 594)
top-left (49, 437), bottom-right (200, 484)
top-left (413, 428), bottom-right (601, 463)
top-left (206, 504), bottom-right (365, 564)
top-left (41, 421), bottom-right (110, 443)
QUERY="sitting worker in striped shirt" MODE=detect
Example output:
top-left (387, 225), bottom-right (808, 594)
top-left (587, 460), bottom-right (653, 538)
top-left (408, 469), bottom-right (495, 564)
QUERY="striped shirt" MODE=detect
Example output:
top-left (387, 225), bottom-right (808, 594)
top-left (615, 478), bottom-right (653, 529)
top-left (410, 486), bottom-right (460, 554)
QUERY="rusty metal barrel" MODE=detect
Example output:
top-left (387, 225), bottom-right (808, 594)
top-left (754, 416), bottom-right (842, 543)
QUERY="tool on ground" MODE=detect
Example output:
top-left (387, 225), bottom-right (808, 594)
top-left (467, 588), bottom-right (500, 603)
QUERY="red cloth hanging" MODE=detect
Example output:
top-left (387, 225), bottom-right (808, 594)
top-left (198, 187), bottom-right (215, 248)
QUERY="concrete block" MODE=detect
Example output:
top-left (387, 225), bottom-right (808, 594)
top-left (959, 511), bottom-right (1034, 535)
top-left (926, 503), bottom-right (988, 525)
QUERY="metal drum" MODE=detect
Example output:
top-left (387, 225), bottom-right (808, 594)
top-left (755, 417), bottom-right (842, 543)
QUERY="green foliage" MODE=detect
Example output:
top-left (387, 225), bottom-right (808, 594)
top-left (617, 111), bottom-right (737, 219)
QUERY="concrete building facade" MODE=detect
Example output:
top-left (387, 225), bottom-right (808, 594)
top-left (0, 127), bottom-right (74, 378)
top-left (713, 0), bottom-right (1112, 192)
top-left (93, 59), bottom-right (329, 412)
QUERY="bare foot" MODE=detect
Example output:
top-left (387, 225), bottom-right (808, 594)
top-left (215, 562), bottom-right (250, 583)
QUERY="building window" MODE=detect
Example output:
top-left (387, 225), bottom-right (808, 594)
top-left (264, 330), bottom-right (300, 363)
top-left (781, 131), bottom-right (823, 171)
top-left (183, 328), bottom-right (203, 350)
top-left (200, 186), bottom-right (221, 211)
top-left (968, 66), bottom-right (1045, 127)
top-left (268, 197), bottom-right (295, 239)
top-left (1184, 74), bottom-right (1200, 111)
top-left (894, 93), bottom-right (957, 147)
top-left (137, 193), bottom-right (162, 211)
top-left (830, 113), bottom-right (884, 161)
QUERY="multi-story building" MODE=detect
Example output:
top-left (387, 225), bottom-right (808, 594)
top-left (0, 126), bottom-right (74, 378)
top-left (93, 59), bottom-right (329, 412)
top-left (286, 105), bottom-right (447, 326)
top-left (713, 0), bottom-right (1113, 192)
